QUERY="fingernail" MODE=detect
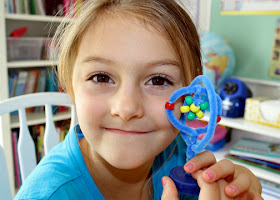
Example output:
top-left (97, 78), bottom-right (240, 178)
top-left (161, 177), bottom-right (167, 187)
top-left (185, 163), bottom-right (194, 171)
top-left (228, 185), bottom-right (237, 194)
top-left (206, 170), bottom-right (216, 181)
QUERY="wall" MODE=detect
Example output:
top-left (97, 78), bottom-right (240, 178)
top-left (210, 0), bottom-right (280, 82)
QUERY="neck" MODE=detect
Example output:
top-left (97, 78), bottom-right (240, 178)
top-left (80, 137), bottom-right (154, 200)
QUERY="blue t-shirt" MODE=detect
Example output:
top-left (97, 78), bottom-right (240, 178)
top-left (15, 125), bottom-right (197, 200)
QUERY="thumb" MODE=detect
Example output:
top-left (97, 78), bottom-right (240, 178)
top-left (161, 176), bottom-right (179, 200)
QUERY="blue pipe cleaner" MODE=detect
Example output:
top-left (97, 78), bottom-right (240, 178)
top-left (165, 75), bottom-right (222, 162)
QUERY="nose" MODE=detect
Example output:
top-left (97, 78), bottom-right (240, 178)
top-left (110, 85), bottom-right (144, 121)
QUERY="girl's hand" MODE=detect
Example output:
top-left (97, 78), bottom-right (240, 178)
top-left (161, 173), bottom-right (233, 200)
top-left (184, 151), bottom-right (263, 200)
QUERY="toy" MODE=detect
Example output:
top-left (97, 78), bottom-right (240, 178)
top-left (165, 75), bottom-right (222, 195)
top-left (220, 78), bottom-right (252, 118)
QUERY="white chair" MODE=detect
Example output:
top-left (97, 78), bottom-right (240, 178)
top-left (0, 92), bottom-right (76, 199)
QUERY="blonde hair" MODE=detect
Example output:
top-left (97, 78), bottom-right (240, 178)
top-left (51, 0), bottom-right (202, 102)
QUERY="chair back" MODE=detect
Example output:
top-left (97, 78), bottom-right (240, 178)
top-left (0, 145), bottom-right (13, 200)
top-left (0, 92), bottom-right (76, 190)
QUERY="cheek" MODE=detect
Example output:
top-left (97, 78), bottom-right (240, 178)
top-left (148, 98), bottom-right (182, 133)
top-left (74, 86), bottom-right (108, 126)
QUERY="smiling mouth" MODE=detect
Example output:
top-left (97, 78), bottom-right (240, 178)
top-left (105, 128), bottom-right (152, 135)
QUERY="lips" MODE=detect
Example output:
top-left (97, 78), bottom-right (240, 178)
top-left (105, 128), bottom-right (151, 135)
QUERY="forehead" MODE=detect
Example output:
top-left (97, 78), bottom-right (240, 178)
top-left (75, 14), bottom-right (180, 68)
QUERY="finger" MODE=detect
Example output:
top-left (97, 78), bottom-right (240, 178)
top-left (184, 150), bottom-right (216, 173)
top-left (193, 170), bottom-right (229, 200)
top-left (192, 170), bottom-right (220, 199)
top-left (217, 179), bottom-right (233, 200)
top-left (193, 170), bottom-right (232, 200)
top-left (224, 173), bottom-right (251, 198)
top-left (202, 159), bottom-right (235, 183)
top-left (161, 176), bottom-right (179, 200)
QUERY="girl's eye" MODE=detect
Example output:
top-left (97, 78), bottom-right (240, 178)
top-left (147, 75), bottom-right (173, 86)
top-left (89, 73), bottom-right (114, 84)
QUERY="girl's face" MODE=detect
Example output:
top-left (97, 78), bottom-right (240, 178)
top-left (72, 15), bottom-right (184, 170)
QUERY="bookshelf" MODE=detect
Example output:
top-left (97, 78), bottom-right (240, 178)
top-left (0, 1), bottom-right (73, 196)
top-left (214, 141), bottom-right (280, 185)
top-left (207, 77), bottom-right (280, 185)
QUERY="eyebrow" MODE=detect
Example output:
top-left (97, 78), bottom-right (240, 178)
top-left (80, 55), bottom-right (180, 69)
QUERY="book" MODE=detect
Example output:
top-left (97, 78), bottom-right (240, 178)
top-left (5, 0), bottom-right (10, 13)
top-left (234, 155), bottom-right (280, 169)
top-left (9, 71), bottom-right (18, 97)
top-left (229, 138), bottom-right (280, 164)
top-left (30, 0), bottom-right (37, 14)
top-left (63, 0), bottom-right (71, 16)
top-left (36, 0), bottom-right (46, 15)
top-left (12, 131), bottom-right (21, 188)
top-left (24, 70), bottom-right (39, 94)
top-left (37, 125), bottom-right (45, 161)
top-left (35, 69), bottom-right (47, 112)
top-left (259, 178), bottom-right (280, 199)
top-left (14, 71), bottom-right (28, 97)
top-left (24, 0), bottom-right (30, 14)
top-left (227, 154), bottom-right (280, 175)
top-left (8, 72), bottom-right (16, 97)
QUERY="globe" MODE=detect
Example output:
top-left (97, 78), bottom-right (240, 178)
top-left (199, 31), bottom-right (235, 92)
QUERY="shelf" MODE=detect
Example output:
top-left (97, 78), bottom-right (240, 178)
top-left (203, 114), bottom-right (280, 139)
top-left (10, 110), bottom-right (71, 129)
top-left (5, 14), bottom-right (72, 23)
top-left (215, 142), bottom-right (280, 184)
top-left (7, 60), bottom-right (58, 68)
top-left (234, 76), bottom-right (280, 87)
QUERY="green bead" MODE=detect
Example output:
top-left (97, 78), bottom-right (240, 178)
top-left (200, 102), bottom-right (209, 111)
top-left (187, 111), bottom-right (195, 121)
top-left (185, 96), bottom-right (193, 105)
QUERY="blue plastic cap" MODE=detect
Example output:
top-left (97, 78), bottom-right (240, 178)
top-left (169, 166), bottom-right (200, 196)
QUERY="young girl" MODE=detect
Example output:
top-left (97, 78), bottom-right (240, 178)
top-left (15, 0), bottom-right (262, 199)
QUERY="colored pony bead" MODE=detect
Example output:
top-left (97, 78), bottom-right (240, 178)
top-left (185, 96), bottom-right (193, 105)
top-left (217, 116), bottom-right (221, 123)
top-left (180, 106), bottom-right (190, 113)
top-left (196, 110), bottom-right (204, 119)
top-left (165, 102), bottom-right (174, 110)
top-left (190, 103), bottom-right (200, 113)
top-left (187, 112), bottom-right (196, 121)
top-left (200, 102), bottom-right (209, 111)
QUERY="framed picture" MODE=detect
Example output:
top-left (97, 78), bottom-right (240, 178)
top-left (221, 0), bottom-right (280, 15)
top-left (269, 19), bottom-right (280, 78)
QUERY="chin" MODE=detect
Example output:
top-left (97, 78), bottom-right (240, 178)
top-left (103, 149), bottom-right (155, 170)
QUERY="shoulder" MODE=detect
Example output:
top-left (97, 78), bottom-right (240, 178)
top-left (15, 132), bottom-right (82, 200)
top-left (15, 163), bottom-right (81, 200)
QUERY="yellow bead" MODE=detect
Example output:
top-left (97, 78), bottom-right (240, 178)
top-left (180, 106), bottom-right (190, 113)
top-left (190, 103), bottom-right (200, 113)
top-left (196, 110), bottom-right (204, 119)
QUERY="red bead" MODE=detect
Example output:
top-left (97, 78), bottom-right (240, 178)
top-left (165, 102), bottom-right (174, 110)
top-left (217, 116), bottom-right (221, 123)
